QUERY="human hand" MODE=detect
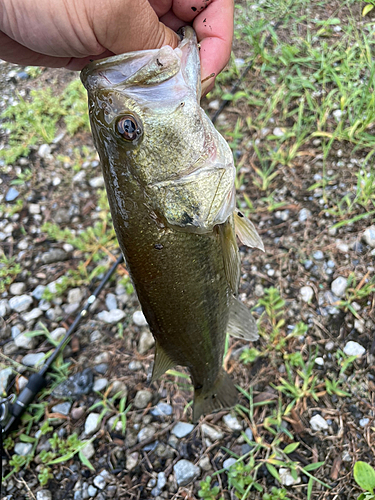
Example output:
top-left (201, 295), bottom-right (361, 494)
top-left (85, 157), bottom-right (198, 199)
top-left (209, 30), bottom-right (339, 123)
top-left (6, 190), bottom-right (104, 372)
top-left (0, 0), bottom-right (233, 94)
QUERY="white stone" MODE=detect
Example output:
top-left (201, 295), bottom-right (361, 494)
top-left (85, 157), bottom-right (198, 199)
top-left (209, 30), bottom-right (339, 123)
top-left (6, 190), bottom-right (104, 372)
top-left (14, 332), bottom-right (37, 350)
top-left (223, 414), bottom-right (242, 431)
top-left (9, 282), bottom-right (26, 295)
top-left (201, 424), bottom-right (224, 441)
top-left (354, 319), bottom-right (365, 333)
top-left (67, 288), bottom-right (83, 304)
top-left (21, 307), bottom-right (43, 322)
top-left (9, 294), bottom-right (33, 312)
top-left (84, 413), bottom-right (101, 435)
top-left (134, 390), bottom-right (152, 409)
top-left (331, 276), bottom-right (347, 297)
top-left (363, 226), bottom-right (375, 247)
top-left (89, 176), bottom-right (105, 188)
top-left (138, 330), bottom-right (154, 354)
top-left (310, 414), bottom-right (328, 431)
top-left (300, 286), bottom-right (314, 303)
top-left (36, 491), bottom-right (52, 500)
top-left (315, 357), bottom-right (324, 366)
top-left (279, 468), bottom-right (301, 486)
top-left (126, 452), bottom-right (139, 471)
top-left (273, 127), bottom-right (285, 137)
top-left (173, 459), bottom-right (200, 486)
top-left (343, 341), bottom-right (366, 357)
top-left (29, 203), bottom-right (41, 215)
top-left (133, 310), bottom-right (148, 327)
top-left (22, 352), bottom-right (45, 367)
top-left (80, 441), bottom-right (95, 460)
top-left (97, 309), bottom-right (125, 324)
top-left (172, 422), bottom-right (195, 438)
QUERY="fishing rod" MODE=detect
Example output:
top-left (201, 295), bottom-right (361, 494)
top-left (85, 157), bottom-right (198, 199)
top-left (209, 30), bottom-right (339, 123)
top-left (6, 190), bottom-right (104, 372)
top-left (0, 253), bottom-right (124, 436)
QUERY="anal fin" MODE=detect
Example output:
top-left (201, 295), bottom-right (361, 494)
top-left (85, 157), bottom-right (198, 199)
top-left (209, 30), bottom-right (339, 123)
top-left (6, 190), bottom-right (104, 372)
top-left (193, 369), bottom-right (237, 422)
top-left (151, 341), bottom-right (176, 382)
top-left (234, 209), bottom-right (264, 251)
top-left (227, 295), bottom-right (259, 341)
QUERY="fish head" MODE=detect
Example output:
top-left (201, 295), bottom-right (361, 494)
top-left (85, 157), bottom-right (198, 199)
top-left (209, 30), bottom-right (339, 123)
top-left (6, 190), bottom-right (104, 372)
top-left (81, 27), bottom-right (235, 232)
top-left (81, 27), bottom-right (206, 186)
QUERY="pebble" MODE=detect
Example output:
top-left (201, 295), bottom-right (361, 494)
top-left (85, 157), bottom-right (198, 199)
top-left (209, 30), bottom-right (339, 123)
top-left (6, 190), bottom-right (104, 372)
top-left (0, 368), bottom-right (13, 393)
top-left (9, 282), bottom-right (26, 295)
top-left (254, 284), bottom-right (264, 297)
top-left (244, 427), bottom-right (253, 442)
top-left (315, 357), bottom-right (324, 366)
top-left (325, 341), bottom-right (335, 351)
top-left (0, 300), bottom-right (10, 318)
top-left (15, 333), bottom-right (37, 350)
top-left (29, 203), bottom-right (40, 215)
top-left (343, 341), bottom-right (366, 357)
top-left (129, 360), bottom-right (143, 371)
top-left (172, 422), bottom-right (195, 438)
top-left (67, 288), bottom-right (83, 304)
top-left (279, 468), bottom-right (301, 486)
top-left (52, 402), bottom-right (72, 416)
top-left (310, 414), bottom-right (328, 431)
top-left (201, 424), bottom-right (224, 441)
top-left (133, 310), bottom-right (148, 327)
top-left (97, 309), bottom-right (125, 324)
top-left (14, 442), bottom-right (33, 456)
top-left (94, 363), bottom-right (108, 374)
top-left (313, 250), bottom-right (324, 260)
top-left (300, 286), bottom-right (314, 303)
top-left (73, 171), bottom-right (86, 183)
top-left (354, 319), bottom-right (365, 334)
top-left (134, 390), bottom-right (152, 409)
top-left (36, 491), bottom-right (52, 500)
top-left (342, 450), bottom-right (352, 462)
top-left (173, 459), bottom-right (200, 486)
top-left (198, 456), bottom-right (211, 471)
top-left (331, 276), bottom-right (347, 297)
top-left (93, 474), bottom-right (106, 490)
top-left (50, 327), bottom-right (66, 342)
top-left (126, 452), bottom-right (139, 471)
top-left (9, 294), bottom-right (33, 312)
top-left (84, 413), bottom-right (101, 435)
top-left (41, 248), bottom-right (68, 264)
top-left (336, 241), bottom-right (349, 253)
top-left (11, 325), bottom-right (21, 339)
top-left (18, 376), bottom-right (28, 391)
top-left (22, 352), bottom-right (45, 367)
top-left (273, 127), bottom-right (285, 137)
top-left (223, 458), bottom-right (237, 469)
top-left (138, 330), bottom-right (155, 354)
top-left (105, 293), bottom-right (118, 311)
top-left (22, 307), bottom-right (43, 322)
top-left (38, 144), bottom-right (51, 158)
top-left (89, 176), bottom-right (105, 188)
top-left (363, 226), bottom-right (375, 247)
top-left (150, 401), bottom-right (173, 417)
top-left (137, 425), bottom-right (156, 443)
top-left (5, 187), bottom-right (20, 202)
top-left (359, 418), bottom-right (369, 427)
top-left (32, 285), bottom-right (46, 300)
top-left (332, 109), bottom-right (342, 120)
top-left (87, 485), bottom-right (97, 497)
top-left (109, 380), bottom-right (128, 399)
top-left (223, 413), bottom-right (242, 431)
top-left (71, 407), bottom-right (85, 420)
top-left (93, 378), bottom-right (108, 392)
top-left (298, 208), bottom-right (311, 222)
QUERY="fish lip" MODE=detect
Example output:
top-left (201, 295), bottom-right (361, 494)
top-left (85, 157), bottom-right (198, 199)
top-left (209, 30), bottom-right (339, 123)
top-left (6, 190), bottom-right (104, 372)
top-left (80, 27), bottom-right (198, 91)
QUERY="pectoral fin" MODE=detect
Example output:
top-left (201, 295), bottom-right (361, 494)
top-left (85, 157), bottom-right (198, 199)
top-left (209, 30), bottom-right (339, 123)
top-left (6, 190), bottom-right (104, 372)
top-left (234, 210), bottom-right (264, 251)
top-left (151, 342), bottom-right (176, 382)
top-left (227, 295), bottom-right (259, 341)
top-left (217, 220), bottom-right (240, 294)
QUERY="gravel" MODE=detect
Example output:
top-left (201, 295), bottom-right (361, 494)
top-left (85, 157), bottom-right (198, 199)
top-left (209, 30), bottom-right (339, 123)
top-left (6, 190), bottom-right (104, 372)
top-left (5, 187), bottom-right (20, 202)
top-left (97, 309), bottom-right (125, 324)
top-left (343, 341), bottom-right (366, 357)
top-left (80, 441), bottom-right (95, 460)
top-left (223, 413), bottom-right (242, 431)
top-left (310, 414), bottom-right (329, 431)
top-left (0, 368), bottom-right (13, 393)
top-left (105, 293), bottom-right (118, 311)
top-left (172, 422), bottom-right (195, 438)
top-left (300, 286), bottom-right (314, 303)
top-left (223, 457), bottom-right (237, 469)
top-left (0, 300), bottom-right (10, 317)
top-left (363, 226), bottom-right (375, 247)
top-left (36, 491), bottom-right (52, 500)
top-left (173, 459), bottom-right (200, 486)
top-left (41, 248), bottom-right (68, 264)
top-left (84, 413), bottom-right (101, 435)
top-left (9, 282), bottom-right (26, 295)
top-left (14, 442), bottom-right (33, 456)
top-left (331, 276), bottom-right (348, 297)
top-left (133, 310), bottom-right (148, 326)
top-left (51, 402), bottom-right (72, 416)
top-left (150, 401), bottom-right (173, 417)
top-left (9, 294), bottom-right (33, 312)
top-left (93, 378), bottom-right (108, 392)
top-left (201, 424), bottom-right (224, 441)
top-left (138, 330), bottom-right (155, 354)
top-left (134, 390), bottom-right (152, 409)
top-left (14, 332), bottom-right (37, 349)
top-left (21, 352), bottom-right (45, 367)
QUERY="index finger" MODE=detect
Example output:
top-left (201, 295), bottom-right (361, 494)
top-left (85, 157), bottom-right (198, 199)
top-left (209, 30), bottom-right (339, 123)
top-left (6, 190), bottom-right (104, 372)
top-left (192, 0), bottom-right (234, 93)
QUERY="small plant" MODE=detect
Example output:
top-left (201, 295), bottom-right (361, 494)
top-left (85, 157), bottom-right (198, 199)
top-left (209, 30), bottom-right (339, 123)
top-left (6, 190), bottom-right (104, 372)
top-left (198, 476), bottom-right (222, 500)
top-left (354, 461), bottom-right (375, 499)
top-left (0, 253), bottom-right (21, 293)
top-left (263, 487), bottom-right (291, 500)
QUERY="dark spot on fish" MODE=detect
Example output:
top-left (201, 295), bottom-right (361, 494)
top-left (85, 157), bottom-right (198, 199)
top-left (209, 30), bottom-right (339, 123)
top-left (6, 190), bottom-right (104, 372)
top-left (191, 6), bottom-right (197, 11)
top-left (237, 211), bottom-right (244, 218)
top-left (156, 58), bottom-right (163, 67)
top-left (195, 384), bottom-right (203, 390)
top-left (154, 243), bottom-right (164, 250)
top-left (90, 59), bottom-right (94, 62)
top-left (212, 394), bottom-right (217, 399)
top-left (180, 102), bottom-right (185, 107)
top-left (203, 18), bottom-right (206, 22)
top-left (180, 212), bottom-right (194, 225)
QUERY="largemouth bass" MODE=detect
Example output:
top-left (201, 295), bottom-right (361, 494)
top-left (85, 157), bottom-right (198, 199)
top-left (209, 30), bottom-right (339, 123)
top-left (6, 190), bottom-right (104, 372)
top-left (81, 27), bottom-right (264, 421)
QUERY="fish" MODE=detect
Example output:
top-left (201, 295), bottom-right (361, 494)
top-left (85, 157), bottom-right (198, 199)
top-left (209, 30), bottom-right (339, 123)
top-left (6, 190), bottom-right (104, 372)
top-left (81, 27), bottom-right (264, 421)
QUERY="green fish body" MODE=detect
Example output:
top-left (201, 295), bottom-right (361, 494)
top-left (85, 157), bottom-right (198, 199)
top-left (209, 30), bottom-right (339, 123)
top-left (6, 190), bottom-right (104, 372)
top-left (81, 28), bottom-right (263, 421)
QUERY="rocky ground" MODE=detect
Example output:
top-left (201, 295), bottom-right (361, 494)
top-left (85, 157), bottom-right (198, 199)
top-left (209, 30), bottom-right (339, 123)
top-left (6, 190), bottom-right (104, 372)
top-left (1, 0), bottom-right (375, 499)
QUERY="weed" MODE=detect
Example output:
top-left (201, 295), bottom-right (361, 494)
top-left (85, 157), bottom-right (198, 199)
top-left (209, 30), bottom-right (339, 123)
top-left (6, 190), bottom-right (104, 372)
top-left (354, 461), bottom-right (375, 500)
top-left (0, 253), bottom-right (21, 293)
top-left (198, 476), bottom-right (223, 499)
top-left (263, 487), bottom-right (291, 500)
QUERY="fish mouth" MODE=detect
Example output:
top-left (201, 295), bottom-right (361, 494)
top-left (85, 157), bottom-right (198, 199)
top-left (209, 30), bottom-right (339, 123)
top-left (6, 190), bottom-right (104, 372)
top-left (80, 27), bottom-right (199, 96)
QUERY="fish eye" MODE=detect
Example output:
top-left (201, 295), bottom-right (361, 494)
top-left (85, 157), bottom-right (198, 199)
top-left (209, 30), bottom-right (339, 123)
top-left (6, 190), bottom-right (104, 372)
top-left (116, 114), bottom-right (143, 143)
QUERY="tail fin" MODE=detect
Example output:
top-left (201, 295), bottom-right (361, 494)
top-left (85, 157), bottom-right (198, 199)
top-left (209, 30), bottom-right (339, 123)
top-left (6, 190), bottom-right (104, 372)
top-left (193, 369), bottom-right (238, 422)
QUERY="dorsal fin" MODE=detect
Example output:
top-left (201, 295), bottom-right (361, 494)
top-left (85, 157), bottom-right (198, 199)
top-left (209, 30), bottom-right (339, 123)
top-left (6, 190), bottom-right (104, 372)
top-left (151, 341), bottom-right (176, 382)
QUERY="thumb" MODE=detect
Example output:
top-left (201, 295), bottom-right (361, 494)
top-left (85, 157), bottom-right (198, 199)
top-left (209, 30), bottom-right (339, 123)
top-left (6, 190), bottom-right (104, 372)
top-left (88, 0), bottom-right (180, 54)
